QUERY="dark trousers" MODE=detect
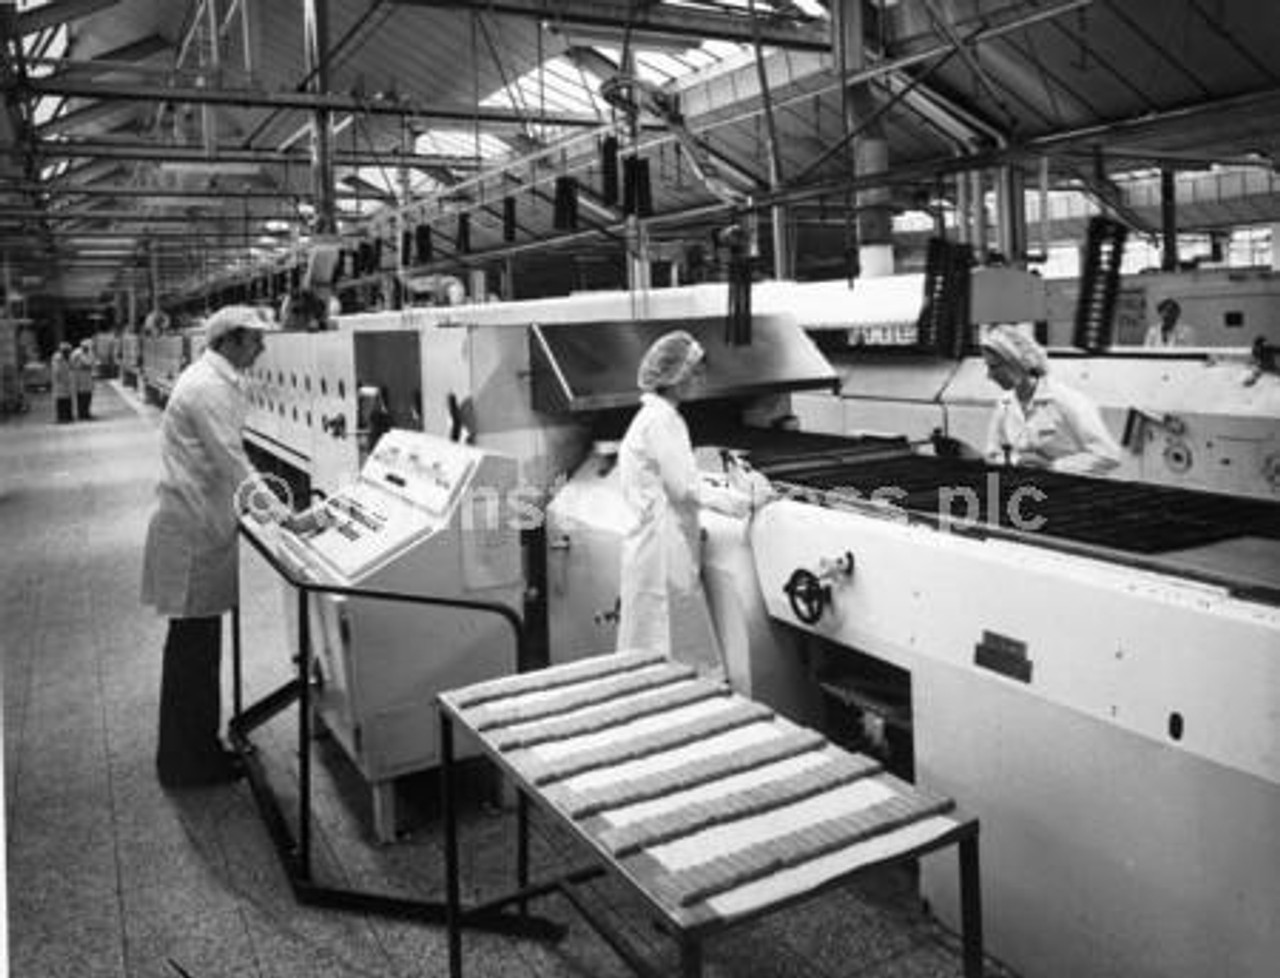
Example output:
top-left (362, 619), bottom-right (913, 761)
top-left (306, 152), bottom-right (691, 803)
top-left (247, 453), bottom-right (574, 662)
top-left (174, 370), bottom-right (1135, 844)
top-left (156, 616), bottom-right (229, 784)
top-left (76, 391), bottom-right (92, 419)
top-left (55, 396), bottom-right (73, 423)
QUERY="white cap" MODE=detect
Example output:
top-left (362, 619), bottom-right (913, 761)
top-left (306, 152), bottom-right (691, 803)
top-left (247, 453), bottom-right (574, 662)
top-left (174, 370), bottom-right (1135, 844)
top-left (204, 304), bottom-right (280, 345)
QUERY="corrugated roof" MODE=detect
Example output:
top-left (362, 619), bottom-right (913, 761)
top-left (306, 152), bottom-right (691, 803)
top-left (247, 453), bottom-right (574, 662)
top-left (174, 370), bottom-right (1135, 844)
top-left (3, 0), bottom-right (1280, 308)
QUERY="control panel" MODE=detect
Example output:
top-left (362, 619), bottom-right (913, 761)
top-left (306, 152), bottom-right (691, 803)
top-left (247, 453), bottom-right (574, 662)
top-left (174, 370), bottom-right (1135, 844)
top-left (289, 430), bottom-right (481, 581)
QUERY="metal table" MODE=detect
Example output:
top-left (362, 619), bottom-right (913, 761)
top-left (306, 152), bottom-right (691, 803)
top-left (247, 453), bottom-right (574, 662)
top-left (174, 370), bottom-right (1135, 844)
top-left (438, 650), bottom-right (984, 978)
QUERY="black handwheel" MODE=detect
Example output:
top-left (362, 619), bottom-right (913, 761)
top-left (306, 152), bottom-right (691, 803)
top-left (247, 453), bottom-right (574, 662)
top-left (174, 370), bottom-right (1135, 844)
top-left (784, 568), bottom-right (830, 625)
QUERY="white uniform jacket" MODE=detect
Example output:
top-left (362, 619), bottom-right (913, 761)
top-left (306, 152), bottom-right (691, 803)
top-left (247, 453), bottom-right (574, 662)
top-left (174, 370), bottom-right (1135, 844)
top-left (141, 350), bottom-right (260, 618)
top-left (615, 393), bottom-right (734, 671)
top-left (50, 353), bottom-right (73, 398)
top-left (984, 376), bottom-right (1121, 475)
top-left (1143, 322), bottom-right (1195, 347)
top-left (71, 348), bottom-right (95, 393)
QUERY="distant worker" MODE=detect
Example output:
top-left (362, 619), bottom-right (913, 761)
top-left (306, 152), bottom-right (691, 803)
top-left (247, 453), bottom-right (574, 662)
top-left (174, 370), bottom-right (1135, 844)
top-left (281, 289), bottom-right (328, 331)
top-left (50, 342), bottom-right (74, 423)
top-left (980, 324), bottom-right (1121, 475)
top-left (71, 338), bottom-right (96, 420)
top-left (615, 330), bottom-right (766, 675)
top-left (140, 305), bottom-right (296, 788)
top-left (1144, 298), bottom-right (1195, 347)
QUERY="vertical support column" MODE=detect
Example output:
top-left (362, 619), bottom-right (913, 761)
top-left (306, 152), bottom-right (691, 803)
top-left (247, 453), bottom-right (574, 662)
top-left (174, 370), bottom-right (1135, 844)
top-left (969, 170), bottom-right (988, 264)
top-left (994, 164), bottom-right (1026, 265)
top-left (1038, 155), bottom-right (1051, 260)
top-left (628, 220), bottom-right (651, 292)
top-left (1160, 168), bottom-right (1178, 271)
top-left (239, 0), bottom-right (254, 78)
top-left (203, 0), bottom-right (220, 151)
top-left (833, 0), bottom-right (893, 277)
top-left (955, 171), bottom-right (971, 245)
top-left (303, 0), bottom-right (337, 235)
top-left (1271, 223), bottom-right (1280, 271)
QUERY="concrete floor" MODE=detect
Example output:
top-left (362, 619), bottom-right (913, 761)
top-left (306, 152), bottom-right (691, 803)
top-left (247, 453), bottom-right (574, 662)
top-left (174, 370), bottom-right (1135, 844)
top-left (2, 380), bottom-right (998, 978)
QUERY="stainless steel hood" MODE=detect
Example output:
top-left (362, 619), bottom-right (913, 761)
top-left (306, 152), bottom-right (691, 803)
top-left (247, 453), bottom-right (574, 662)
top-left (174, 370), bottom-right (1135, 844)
top-left (529, 316), bottom-right (838, 413)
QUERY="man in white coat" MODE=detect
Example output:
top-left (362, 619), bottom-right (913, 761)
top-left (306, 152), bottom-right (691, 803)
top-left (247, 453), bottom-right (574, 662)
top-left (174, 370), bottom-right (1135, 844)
top-left (141, 305), bottom-right (288, 787)
top-left (50, 342), bottom-right (74, 423)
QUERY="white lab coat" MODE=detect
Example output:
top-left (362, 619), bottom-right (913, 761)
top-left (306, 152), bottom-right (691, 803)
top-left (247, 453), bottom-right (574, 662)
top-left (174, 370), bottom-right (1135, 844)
top-left (615, 394), bottom-right (744, 673)
top-left (71, 347), bottom-right (95, 393)
top-left (984, 376), bottom-right (1121, 475)
top-left (50, 352), bottom-right (73, 398)
top-left (1143, 321), bottom-right (1195, 347)
top-left (141, 350), bottom-right (262, 617)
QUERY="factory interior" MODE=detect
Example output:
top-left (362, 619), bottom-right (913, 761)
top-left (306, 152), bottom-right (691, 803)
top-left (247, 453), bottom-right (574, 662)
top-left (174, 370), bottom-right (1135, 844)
top-left (2, 2), bottom-right (1279, 978)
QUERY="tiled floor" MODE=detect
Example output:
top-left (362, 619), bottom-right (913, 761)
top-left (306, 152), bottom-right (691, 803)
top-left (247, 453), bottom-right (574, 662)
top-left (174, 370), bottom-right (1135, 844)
top-left (2, 381), bottom-right (997, 978)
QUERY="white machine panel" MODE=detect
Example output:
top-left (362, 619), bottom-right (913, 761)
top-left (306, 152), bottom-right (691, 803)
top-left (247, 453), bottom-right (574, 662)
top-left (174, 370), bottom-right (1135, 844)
top-left (750, 498), bottom-right (1280, 978)
top-left (264, 429), bottom-right (521, 841)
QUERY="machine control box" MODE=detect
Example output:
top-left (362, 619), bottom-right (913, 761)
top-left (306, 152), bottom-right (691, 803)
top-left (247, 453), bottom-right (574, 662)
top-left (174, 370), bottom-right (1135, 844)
top-left (294, 430), bottom-right (482, 581)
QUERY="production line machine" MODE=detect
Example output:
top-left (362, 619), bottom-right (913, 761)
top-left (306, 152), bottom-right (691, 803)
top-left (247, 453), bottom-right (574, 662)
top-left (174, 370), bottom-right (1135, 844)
top-left (742, 445), bottom-right (1280, 978)
top-left (220, 275), bottom-right (1279, 974)
top-left (257, 429), bottom-right (523, 841)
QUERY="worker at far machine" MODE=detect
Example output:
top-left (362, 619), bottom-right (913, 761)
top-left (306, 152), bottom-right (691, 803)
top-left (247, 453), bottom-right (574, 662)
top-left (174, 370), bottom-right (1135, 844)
top-left (71, 338), bottom-right (96, 420)
top-left (281, 289), bottom-right (329, 331)
top-left (50, 342), bottom-right (74, 423)
top-left (1144, 298), bottom-right (1195, 347)
top-left (140, 305), bottom-right (320, 788)
top-left (616, 330), bottom-right (769, 676)
top-left (981, 324), bottom-right (1121, 475)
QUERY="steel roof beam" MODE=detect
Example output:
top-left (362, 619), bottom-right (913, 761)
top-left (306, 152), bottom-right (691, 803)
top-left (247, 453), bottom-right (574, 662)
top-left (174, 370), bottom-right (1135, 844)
top-left (0, 181), bottom-right (398, 201)
top-left (11, 139), bottom-right (483, 170)
top-left (391, 0), bottom-right (831, 51)
top-left (14, 0), bottom-right (119, 36)
top-left (24, 77), bottom-right (608, 128)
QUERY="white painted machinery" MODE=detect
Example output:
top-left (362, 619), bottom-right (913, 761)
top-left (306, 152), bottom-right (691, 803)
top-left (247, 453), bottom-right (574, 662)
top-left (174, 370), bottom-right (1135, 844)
top-left (269, 429), bottom-right (523, 841)
top-left (746, 450), bottom-right (1280, 978)
top-left (527, 313), bottom-right (837, 721)
top-left (245, 327), bottom-right (422, 493)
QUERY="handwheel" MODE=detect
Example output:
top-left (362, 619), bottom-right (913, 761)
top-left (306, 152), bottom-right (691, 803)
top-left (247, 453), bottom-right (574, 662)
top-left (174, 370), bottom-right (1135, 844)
top-left (784, 568), bottom-right (830, 625)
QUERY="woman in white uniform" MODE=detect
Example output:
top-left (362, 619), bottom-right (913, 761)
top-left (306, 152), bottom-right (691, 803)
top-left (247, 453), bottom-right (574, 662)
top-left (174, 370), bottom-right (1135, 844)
top-left (615, 331), bottom-right (755, 675)
top-left (141, 305), bottom-right (288, 787)
top-left (980, 324), bottom-right (1121, 475)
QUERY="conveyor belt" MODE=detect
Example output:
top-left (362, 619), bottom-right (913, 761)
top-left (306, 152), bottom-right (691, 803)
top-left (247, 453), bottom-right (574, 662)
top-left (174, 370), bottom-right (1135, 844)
top-left (755, 452), bottom-right (1280, 555)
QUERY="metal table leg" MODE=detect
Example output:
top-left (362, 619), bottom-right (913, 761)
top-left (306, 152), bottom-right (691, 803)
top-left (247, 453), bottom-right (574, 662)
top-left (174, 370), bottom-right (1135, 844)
top-left (959, 827), bottom-right (984, 978)
top-left (442, 710), bottom-right (463, 978)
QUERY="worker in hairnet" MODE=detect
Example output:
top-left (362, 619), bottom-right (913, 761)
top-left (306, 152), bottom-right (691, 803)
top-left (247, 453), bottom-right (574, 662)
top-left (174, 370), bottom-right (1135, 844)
top-left (980, 324), bottom-right (1121, 475)
top-left (51, 342), bottom-right (74, 423)
top-left (141, 305), bottom-right (295, 788)
top-left (1143, 298), bottom-right (1195, 347)
top-left (616, 330), bottom-right (764, 676)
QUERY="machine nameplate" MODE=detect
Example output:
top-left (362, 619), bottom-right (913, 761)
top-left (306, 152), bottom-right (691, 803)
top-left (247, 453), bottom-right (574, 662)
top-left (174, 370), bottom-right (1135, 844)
top-left (973, 631), bottom-right (1032, 684)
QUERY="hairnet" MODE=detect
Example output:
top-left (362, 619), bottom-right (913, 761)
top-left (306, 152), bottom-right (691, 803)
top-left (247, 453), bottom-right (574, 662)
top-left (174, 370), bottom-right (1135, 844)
top-left (980, 324), bottom-right (1049, 376)
top-left (204, 304), bottom-right (279, 346)
top-left (637, 330), bottom-right (705, 392)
